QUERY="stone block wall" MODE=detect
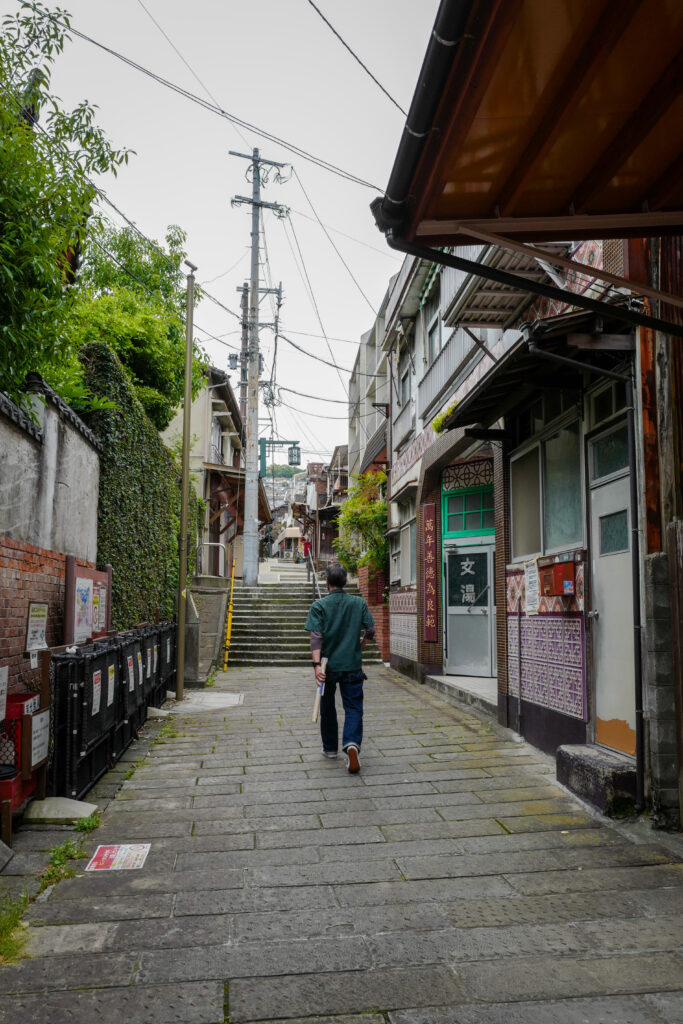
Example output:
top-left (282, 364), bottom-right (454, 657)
top-left (643, 551), bottom-right (679, 826)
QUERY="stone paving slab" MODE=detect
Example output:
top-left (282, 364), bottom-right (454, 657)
top-left (2, 662), bottom-right (682, 1024)
top-left (0, 982), bottom-right (223, 1024)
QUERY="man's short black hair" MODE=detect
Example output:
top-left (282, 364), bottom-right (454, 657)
top-left (326, 563), bottom-right (347, 589)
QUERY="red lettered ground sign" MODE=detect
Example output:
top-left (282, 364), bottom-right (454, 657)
top-left (423, 502), bottom-right (438, 643)
top-left (86, 844), bottom-right (150, 871)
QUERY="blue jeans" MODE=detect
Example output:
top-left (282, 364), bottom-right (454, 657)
top-left (320, 668), bottom-right (365, 753)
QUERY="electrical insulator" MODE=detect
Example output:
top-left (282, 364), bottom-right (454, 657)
top-left (228, 354), bottom-right (238, 370)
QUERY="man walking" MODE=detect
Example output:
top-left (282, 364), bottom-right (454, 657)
top-left (305, 563), bottom-right (375, 773)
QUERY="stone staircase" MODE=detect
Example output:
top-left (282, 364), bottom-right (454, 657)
top-left (226, 562), bottom-right (383, 668)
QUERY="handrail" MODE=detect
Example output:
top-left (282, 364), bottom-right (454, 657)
top-left (307, 550), bottom-right (322, 601)
top-left (222, 557), bottom-right (236, 670)
top-left (200, 541), bottom-right (226, 577)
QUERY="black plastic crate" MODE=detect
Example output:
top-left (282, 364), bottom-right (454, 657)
top-left (159, 622), bottom-right (177, 682)
top-left (78, 645), bottom-right (114, 754)
top-left (118, 633), bottom-right (145, 715)
top-left (140, 626), bottom-right (158, 700)
top-left (46, 654), bottom-right (77, 797)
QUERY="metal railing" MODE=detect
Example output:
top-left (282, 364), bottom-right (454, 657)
top-left (418, 328), bottom-right (479, 419)
top-left (210, 444), bottom-right (226, 466)
top-left (307, 550), bottom-right (323, 600)
top-left (393, 399), bottom-right (415, 447)
top-left (200, 541), bottom-right (226, 577)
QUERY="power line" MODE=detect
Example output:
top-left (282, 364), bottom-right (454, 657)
top-left (135, 0), bottom-right (250, 149)
top-left (289, 207), bottom-right (401, 260)
top-left (61, 20), bottom-right (381, 189)
top-left (293, 168), bottom-right (377, 315)
top-left (305, 0), bottom-right (407, 117)
top-left (283, 328), bottom-right (360, 346)
top-left (279, 332), bottom-right (384, 378)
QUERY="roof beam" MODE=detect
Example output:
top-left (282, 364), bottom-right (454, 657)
top-left (495, 0), bottom-right (642, 217)
top-left (572, 41), bottom-right (683, 214)
top-left (641, 147), bottom-right (683, 211)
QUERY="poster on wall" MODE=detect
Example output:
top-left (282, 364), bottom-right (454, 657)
top-left (524, 559), bottom-right (540, 615)
top-left (423, 503), bottom-right (438, 643)
top-left (25, 602), bottom-right (48, 651)
top-left (74, 577), bottom-right (94, 642)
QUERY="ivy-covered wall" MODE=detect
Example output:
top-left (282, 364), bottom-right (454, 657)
top-left (80, 342), bottom-right (202, 629)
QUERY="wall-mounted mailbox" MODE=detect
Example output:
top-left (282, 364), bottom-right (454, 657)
top-left (539, 562), bottom-right (575, 597)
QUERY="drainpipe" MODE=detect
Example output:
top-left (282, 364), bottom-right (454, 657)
top-left (526, 339), bottom-right (644, 812)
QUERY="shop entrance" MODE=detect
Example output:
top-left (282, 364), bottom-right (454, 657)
top-left (444, 545), bottom-right (496, 677)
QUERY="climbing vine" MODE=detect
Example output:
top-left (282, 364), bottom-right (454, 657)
top-left (80, 342), bottom-right (202, 628)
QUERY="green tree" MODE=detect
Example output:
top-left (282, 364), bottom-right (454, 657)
top-left (0, 2), bottom-right (130, 405)
top-left (335, 470), bottom-right (388, 574)
top-left (58, 221), bottom-right (207, 429)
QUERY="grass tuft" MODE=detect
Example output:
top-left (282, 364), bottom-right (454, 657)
top-left (0, 891), bottom-right (29, 964)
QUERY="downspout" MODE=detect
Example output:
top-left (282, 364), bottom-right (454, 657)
top-left (526, 338), bottom-right (645, 813)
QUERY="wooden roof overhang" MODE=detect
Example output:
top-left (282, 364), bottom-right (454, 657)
top-left (207, 465), bottom-right (272, 525)
top-left (371, 0), bottom-right (683, 337)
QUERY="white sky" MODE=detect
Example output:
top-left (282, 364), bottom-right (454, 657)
top-left (4, 0), bottom-right (439, 459)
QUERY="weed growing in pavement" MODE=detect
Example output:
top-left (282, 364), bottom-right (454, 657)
top-left (152, 721), bottom-right (183, 745)
top-left (123, 754), bottom-right (148, 780)
top-left (38, 838), bottom-right (86, 893)
top-left (0, 891), bottom-right (28, 964)
top-left (74, 810), bottom-right (102, 834)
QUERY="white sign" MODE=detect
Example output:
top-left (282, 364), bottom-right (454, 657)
top-left (26, 602), bottom-right (48, 651)
top-left (30, 651), bottom-right (38, 669)
top-left (137, 651), bottom-right (144, 686)
top-left (146, 649), bottom-right (152, 679)
top-left (166, 638), bottom-right (171, 664)
top-left (153, 644), bottom-right (158, 674)
top-left (0, 667), bottom-right (7, 723)
top-left (92, 670), bottom-right (101, 716)
top-left (107, 664), bottom-right (116, 707)
top-left (525, 559), bottom-right (540, 615)
top-left (127, 655), bottom-right (135, 692)
top-left (31, 709), bottom-right (50, 768)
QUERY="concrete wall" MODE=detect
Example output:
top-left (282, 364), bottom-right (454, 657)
top-left (0, 393), bottom-right (99, 563)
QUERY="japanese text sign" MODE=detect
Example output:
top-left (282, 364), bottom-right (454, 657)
top-left (422, 503), bottom-right (438, 643)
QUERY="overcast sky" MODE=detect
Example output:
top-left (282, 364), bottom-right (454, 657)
top-left (4, 0), bottom-right (439, 459)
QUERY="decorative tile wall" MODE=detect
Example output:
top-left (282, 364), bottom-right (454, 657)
top-left (390, 590), bottom-right (418, 615)
top-left (390, 614), bottom-right (418, 660)
top-left (507, 613), bottom-right (586, 721)
top-left (506, 562), bottom-right (584, 614)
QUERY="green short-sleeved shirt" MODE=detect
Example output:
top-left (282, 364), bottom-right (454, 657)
top-left (305, 590), bottom-right (375, 672)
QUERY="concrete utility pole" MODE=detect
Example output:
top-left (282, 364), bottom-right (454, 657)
top-left (238, 282), bottom-right (249, 423)
top-left (230, 148), bottom-right (289, 588)
top-left (176, 260), bottom-right (197, 701)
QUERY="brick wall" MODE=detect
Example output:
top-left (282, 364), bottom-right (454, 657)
top-left (0, 537), bottom-right (92, 693)
top-left (357, 567), bottom-right (389, 660)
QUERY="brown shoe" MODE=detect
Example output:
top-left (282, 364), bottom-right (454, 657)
top-left (345, 745), bottom-right (361, 773)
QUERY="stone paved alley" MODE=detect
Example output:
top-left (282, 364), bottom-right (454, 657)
top-left (1, 665), bottom-right (683, 1023)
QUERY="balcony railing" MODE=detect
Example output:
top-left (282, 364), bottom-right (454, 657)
top-left (417, 328), bottom-right (480, 420)
top-left (392, 399), bottom-right (415, 449)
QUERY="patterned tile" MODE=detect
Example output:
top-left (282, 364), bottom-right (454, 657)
top-left (506, 614), bottom-right (586, 721)
top-left (390, 613), bottom-right (418, 660)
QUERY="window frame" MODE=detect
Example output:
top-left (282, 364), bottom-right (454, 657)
top-left (441, 485), bottom-right (495, 540)
top-left (509, 411), bottom-right (585, 562)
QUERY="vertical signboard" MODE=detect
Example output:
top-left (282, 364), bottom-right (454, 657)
top-left (423, 503), bottom-right (438, 643)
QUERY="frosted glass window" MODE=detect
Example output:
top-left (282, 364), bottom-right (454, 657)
top-left (600, 510), bottom-right (629, 554)
top-left (511, 447), bottom-right (541, 558)
top-left (593, 425), bottom-right (629, 480)
top-left (544, 421), bottom-right (582, 550)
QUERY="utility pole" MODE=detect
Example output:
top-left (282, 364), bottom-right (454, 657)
top-left (238, 282), bottom-right (249, 422)
top-left (230, 148), bottom-right (289, 588)
top-left (176, 260), bottom-right (197, 701)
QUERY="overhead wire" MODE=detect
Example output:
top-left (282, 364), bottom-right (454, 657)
top-left (59, 19), bottom-right (381, 189)
top-left (134, 0), bottom-right (252, 149)
top-left (304, 0), bottom-right (407, 117)
top-left (293, 168), bottom-right (377, 315)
